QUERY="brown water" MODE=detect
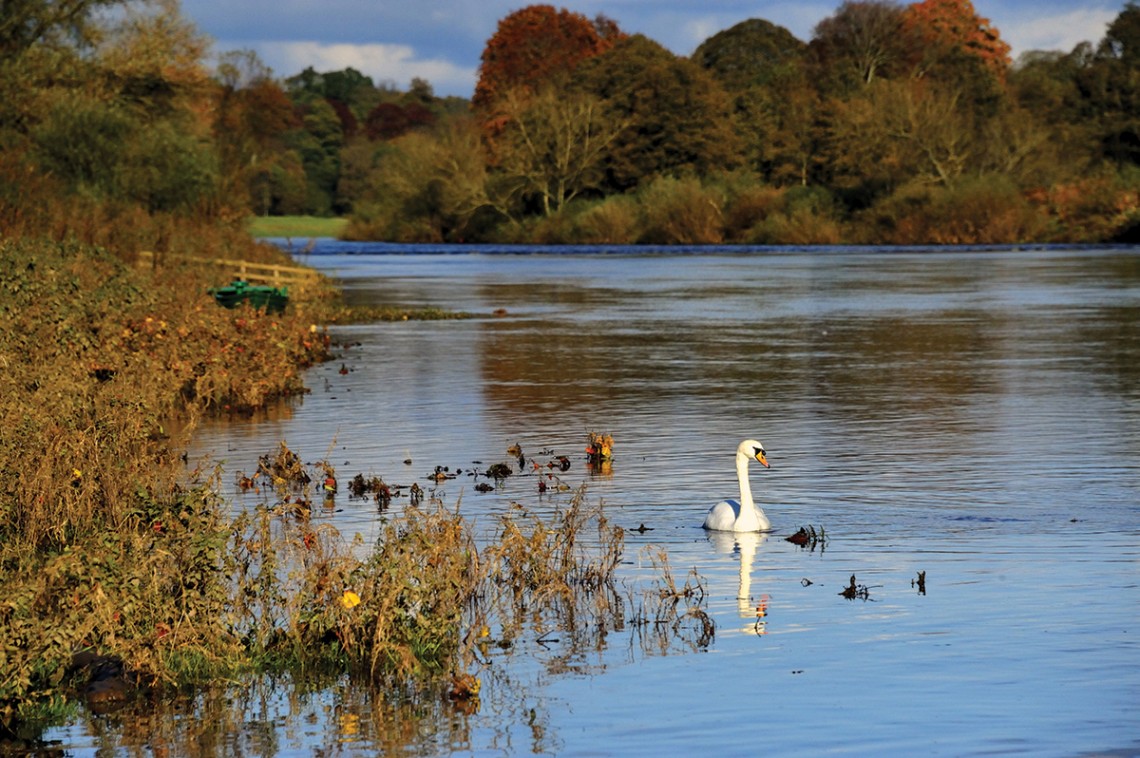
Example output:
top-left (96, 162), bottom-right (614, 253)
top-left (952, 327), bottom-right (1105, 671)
top-left (49, 244), bottom-right (1140, 756)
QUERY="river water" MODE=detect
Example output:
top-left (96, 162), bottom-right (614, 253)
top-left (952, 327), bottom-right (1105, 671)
top-left (49, 244), bottom-right (1139, 756)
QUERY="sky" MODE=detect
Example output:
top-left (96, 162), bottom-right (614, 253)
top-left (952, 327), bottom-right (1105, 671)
top-left (178, 0), bottom-right (1125, 98)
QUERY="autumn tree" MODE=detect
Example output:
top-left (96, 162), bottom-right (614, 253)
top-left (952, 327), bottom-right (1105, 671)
top-left (491, 87), bottom-right (628, 216)
top-left (902, 0), bottom-right (1011, 84)
top-left (1082, 2), bottom-right (1140, 165)
top-left (695, 19), bottom-right (818, 186)
top-left (0, 0), bottom-right (123, 60)
top-left (811, 1), bottom-right (914, 90)
top-left (692, 18), bottom-right (807, 91)
top-left (346, 117), bottom-right (492, 241)
top-left (575, 35), bottom-right (742, 192)
top-left (16, 1), bottom-right (223, 215)
top-left (473, 5), bottom-right (622, 110)
top-left (213, 51), bottom-right (303, 214)
top-left (363, 101), bottom-right (435, 141)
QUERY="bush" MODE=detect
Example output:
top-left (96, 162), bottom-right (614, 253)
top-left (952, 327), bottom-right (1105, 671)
top-left (858, 176), bottom-right (1050, 244)
top-left (635, 176), bottom-right (726, 245)
top-left (739, 185), bottom-right (843, 244)
top-left (722, 184), bottom-right (784, 242)
top-left (569, 196), bottom-right (641, 244)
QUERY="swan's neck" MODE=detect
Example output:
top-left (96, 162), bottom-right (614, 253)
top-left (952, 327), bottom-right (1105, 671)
top-left (735, 453), bottom-right (758, 528)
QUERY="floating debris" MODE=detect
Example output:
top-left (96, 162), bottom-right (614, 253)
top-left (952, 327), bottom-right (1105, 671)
top-left (585, 432), bottom-right (613, 465)
top-left (585, 432), bottom-right (613, 475)
top-left (485, 462), bottom-right (512, 480)
top-left (785, 525), bottom-right (827, 552)
top-left (912, 570), bottom-right (927, 595)
top-left (839, 574), bottom-right (874, 601)
top-left (342, 473), bottom-right (399, 507)
top-left (448, 671), bottom-right (481, 700)
top-left (507, 442), bottom-right (525, 469)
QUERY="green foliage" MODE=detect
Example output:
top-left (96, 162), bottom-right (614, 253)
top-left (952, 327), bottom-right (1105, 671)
top-left (0, 0), bottom-right (124, 59)
top-left (693, 18), bottom-right (807, 91)
top-left (575, 35), bottom-right (743, 193)
top-left (33, 94), bottom-right (134, 196)
top-left (121, 120), bottom-right (220, 212)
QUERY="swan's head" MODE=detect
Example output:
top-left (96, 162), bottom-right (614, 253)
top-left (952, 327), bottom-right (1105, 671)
top-left (738, 439), bottom-right (769, 468)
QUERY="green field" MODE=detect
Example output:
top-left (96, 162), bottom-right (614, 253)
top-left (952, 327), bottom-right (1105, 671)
top-left (247, 215), bottom-right (348, 239)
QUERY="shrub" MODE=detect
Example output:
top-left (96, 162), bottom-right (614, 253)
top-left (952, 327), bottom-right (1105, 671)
top-left (570, 196), bottom-right (641, 244)
top-left (741, 185), bottom-right (843, 244)
top-left (859, 175), bottom-right (1050, 244)
top-left (636, 176), bottom-right (726, 245)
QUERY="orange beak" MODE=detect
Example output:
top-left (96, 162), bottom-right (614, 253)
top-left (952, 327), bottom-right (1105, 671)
top-left (756, 451), bottom-right (769, 468)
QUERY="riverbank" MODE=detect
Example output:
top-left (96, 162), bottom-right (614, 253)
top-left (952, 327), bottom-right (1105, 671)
top-left (0, 236), bottom-right (337, 732)
top-left (0, 236), bottom-right (642, 743)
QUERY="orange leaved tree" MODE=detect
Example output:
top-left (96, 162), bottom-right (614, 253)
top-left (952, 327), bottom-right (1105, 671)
top-left (903, 0), bottom-right (1011, 82)
top-left (473, 5), bottom-right (623, 111)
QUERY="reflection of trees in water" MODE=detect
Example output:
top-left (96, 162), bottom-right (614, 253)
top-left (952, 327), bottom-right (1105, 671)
top-left (798, 314), bottom-right (998, 417)
top-left (476, 309), bottom-right (1001, 425)
top-left (1075, 304), bottom-right (1140, 399)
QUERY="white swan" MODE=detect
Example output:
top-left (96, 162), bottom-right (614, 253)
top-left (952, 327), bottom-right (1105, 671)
top-left (702, 439), bottom-right (771, 532)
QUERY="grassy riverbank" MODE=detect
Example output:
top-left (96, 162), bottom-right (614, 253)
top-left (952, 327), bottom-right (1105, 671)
top-left (247, 215), bottom-right (348, 239)
top-left (0, 236), bottom-right (333, 729)
top-left (0, 235), bottom-right (668, 741)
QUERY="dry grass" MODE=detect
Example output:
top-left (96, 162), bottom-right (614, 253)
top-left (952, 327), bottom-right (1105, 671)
top-left (0, 237), bottom-right (706, 737)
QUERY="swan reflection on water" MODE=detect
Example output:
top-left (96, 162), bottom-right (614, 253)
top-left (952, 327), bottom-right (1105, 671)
top-left (707, 530), bottom-right (770, 635)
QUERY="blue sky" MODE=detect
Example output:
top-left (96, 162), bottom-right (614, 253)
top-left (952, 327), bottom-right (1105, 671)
top-left (179, 0), bottom-right (1124, 97)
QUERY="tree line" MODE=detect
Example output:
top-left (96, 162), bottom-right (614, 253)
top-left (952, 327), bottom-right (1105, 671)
top-left (4, 0), bottom-right (1140, 247)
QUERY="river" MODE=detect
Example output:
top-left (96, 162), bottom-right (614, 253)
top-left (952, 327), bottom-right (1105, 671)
top-left (48, 243), bottom-right (1140, 756)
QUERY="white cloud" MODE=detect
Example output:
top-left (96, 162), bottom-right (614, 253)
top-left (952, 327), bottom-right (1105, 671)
top-left (1001, 8), bottom-right (1116, 58)
top-left (245, 40), bottom-right (478, 96)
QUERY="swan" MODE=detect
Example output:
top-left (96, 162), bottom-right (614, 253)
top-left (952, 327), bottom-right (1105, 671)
top-left (702, 439), bottom-right (771, 532)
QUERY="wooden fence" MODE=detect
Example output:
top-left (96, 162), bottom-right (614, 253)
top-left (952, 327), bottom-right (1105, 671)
top-left (137, 250), bottom-right (320, 287)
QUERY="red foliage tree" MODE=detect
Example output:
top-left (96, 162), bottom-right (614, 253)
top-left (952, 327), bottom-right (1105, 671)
top-left (363, 102), bottom-right (437, 141)
top-left (364, 102), bottom-right (409, 141)
top-left (904, 0), bottom-right (1011, 81)
top-left (473, 5), bottom-right (623, 110)
top-left (326, 99), bottom-right (359, 138)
